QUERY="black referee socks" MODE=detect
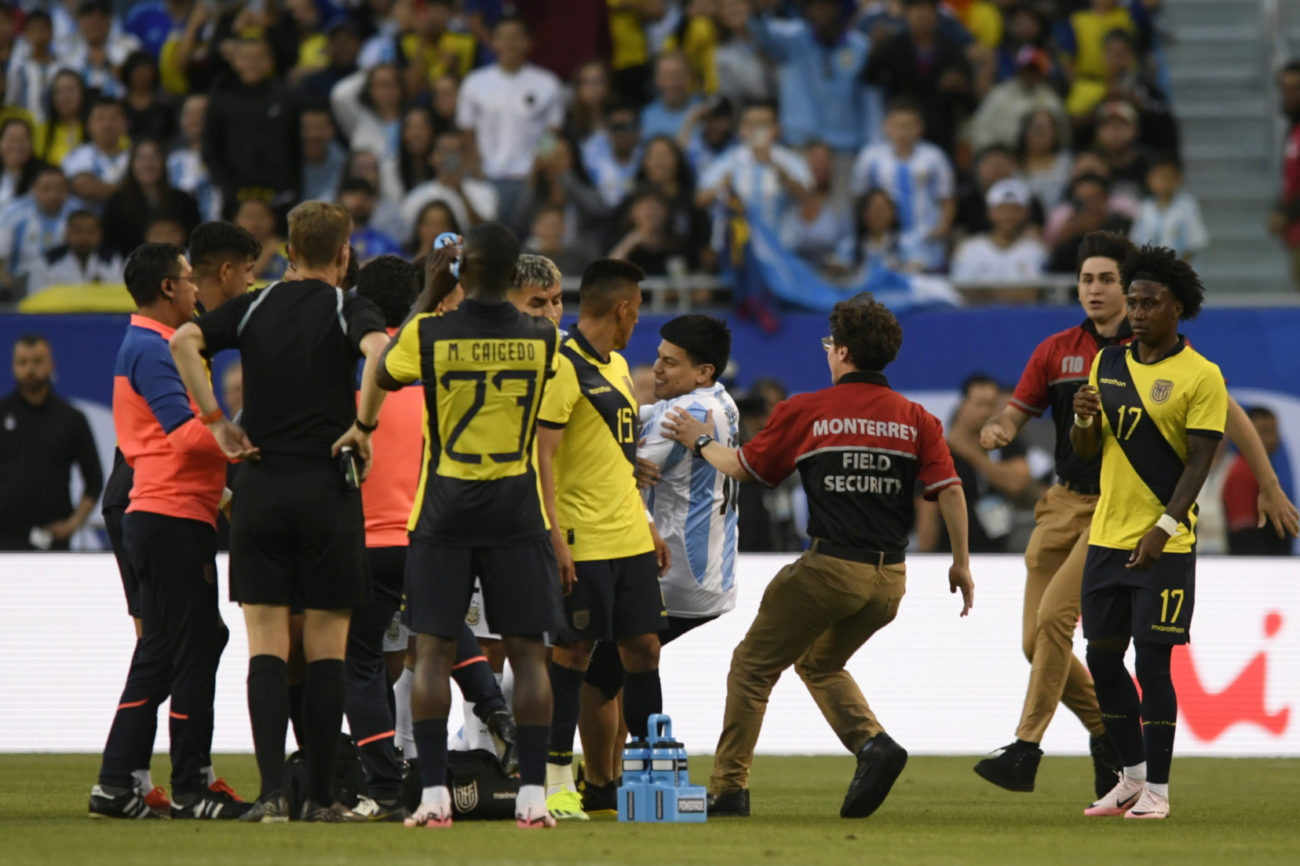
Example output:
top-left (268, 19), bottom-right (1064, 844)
top-left (247, 654), bottom-right (289, 800)
top-left (622, 669), bottom-right (663, 740)
top-left (303, 659), bottom-right (347, 808)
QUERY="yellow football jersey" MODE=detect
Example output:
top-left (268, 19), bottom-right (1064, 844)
top-left (538, 329), bottom-right (654, 562)
top-left (1088, 339), bottom-right (1228, 554)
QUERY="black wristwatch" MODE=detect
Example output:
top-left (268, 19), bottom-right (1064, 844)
top-left (693, 434), bottom-right (714, 456)
top-left (355, 417), bottom-right (379, 434)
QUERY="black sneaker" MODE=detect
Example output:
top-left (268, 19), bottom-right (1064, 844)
top-left (238, 792), bottom-right (291, 823)
top-left (352, 795), bottom-right (407, 823)
top-left (300, 800), bottom-right (366, 823)
top-left (841, 732), bottom-right (908, 818)
top-left (485, 709), bottom-right (519, 776)
top-left (1089, 734), bottom-right (1123, 799)
top-left (581, 779), bottom-right (618, 815)
top-left (171, 788), bottom-right (253, 820)
top-left (707, 789), bottom-right (750, 817)
top-left (973, 740), bottom-right (1042, 793)
top-left (88, 784), bottom-right (165, 820)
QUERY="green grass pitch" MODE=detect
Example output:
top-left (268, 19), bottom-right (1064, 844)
top-left (3, 753), bottom-right (1297, 865)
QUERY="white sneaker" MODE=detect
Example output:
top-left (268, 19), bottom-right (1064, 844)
top-left (1084, 774), bottom-right (1145, 816)
top-left (404, 787), bottom-right (452, 828)
top-left (1124, 786), bottom-right (1170, 820)
top-left (516, 785), bottom-right (556, 829)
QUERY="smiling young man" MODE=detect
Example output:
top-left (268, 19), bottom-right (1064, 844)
top-left (972, 232), bottom-right (1298, 798)
top-left (1070, 245), bottom-right (1225, 821)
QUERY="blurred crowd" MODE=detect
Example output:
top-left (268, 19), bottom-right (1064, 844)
top-left (0, 0), bottom-right (1208, 304)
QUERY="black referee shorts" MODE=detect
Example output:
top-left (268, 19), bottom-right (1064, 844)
top-left (403, 537), bottom-right (562, 638)
top-left (1082, 545), bottom-right (1196, 645)
top-left (228, 458), bottom-right (369, 610)
top-left (557, 552), bottom-right (667, 646)
top-left (104, 505), bottom-right (141, 618)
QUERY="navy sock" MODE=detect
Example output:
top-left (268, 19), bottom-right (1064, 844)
top-left (516, 724), bottom-right (550, 787)
top-left (1086, 644), bottom-right (1144, 768)
top-left (247, 654), bottom-right (289, 800)
top-left (1135, 642), bottom-right (1177, 785)
top-left (548, 662), bottom-right (585, 765)
top-left (413, 718), bottom-right (448, 792)
top-left (622, 669), bottom-right (662, 740)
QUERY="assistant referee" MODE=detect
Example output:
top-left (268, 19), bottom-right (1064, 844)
top-left (170, 202), bottom-right (390, 823)
top-left (664, 293), bottom-right (975, 820)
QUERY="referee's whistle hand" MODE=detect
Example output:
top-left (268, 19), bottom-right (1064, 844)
top-left (331, 424), bottom-right (373, 478)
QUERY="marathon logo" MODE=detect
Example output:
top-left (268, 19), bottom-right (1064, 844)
top-left (812, 418), bottom-right (918, 441)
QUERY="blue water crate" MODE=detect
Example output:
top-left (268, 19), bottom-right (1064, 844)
top-left (617, 714), bottom-right (707, 823)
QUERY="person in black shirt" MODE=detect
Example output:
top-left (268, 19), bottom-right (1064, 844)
top-left (171, 202), bottom-right (388, 823)
top-left (0, 334), bottom-right (103, 550)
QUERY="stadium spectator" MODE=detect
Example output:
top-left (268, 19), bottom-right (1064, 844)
top-left (524, 203), bottom-right (594, 277)
top-left (713, 0), bottom-right (774, 107)
top-left (339, 149), bottom-right (407, 238)
top-left (510, 135), bottom-right (606, 250)
top-left (0, 165), bottom-right (76, 298)
top-left (339, 178), bottom-right (404, 264)
top-left (863, 0), bottom-right (975, 159)
top-left (456, 15), bottom-right (564, 224)
top-left (950, 179), bottom-right (1046, 294)
top-left (397, 107), bottom-right (438, 192)
top-left (167, 93), bottom-right (220, 222)
top-left (391, 0), bottom-right (477, 83)
top-left (1018, 108), bottom-right (1073, 212)
top-left (121, 51), bottom-right (177, 143)
top-left (0, 118), bottom-right (43, 212)
top-left (640, 51), bottom-right (701, 140)
top-left (698, 101), bottom-right (812, 231)
top-left (970, 46), bottom-right (1066, 153)
top-left (1045, 174), bottom-right (1131, 272)
top-left (1091, 100), bottom-right (1149, 202)
top-left (839, 188), bottom-right (925, 275)
top-left (626, 135), bottom-right (711, 269)
top-left (919, 373), bottom-right (1031, 554)
top-left (203, 37), bottom-right (301, 219)
top-left (233, 199), bottom-right (288, 281)
top-left (101, 138), bottom-right (202, 258)
top-left (0, 333), bottom-right (103, 551)
top-left (61, 1), bottom-right (142, 99)
top-left (6, 10), bottom-right (58, 126)
top-left (990, 3), bottom-right (1060, 86)
top-left (780, 141), bottom-right (852, 271)
top-left (1058, 0), bottom-right (1136, 86)
top-left (330, 64), bottom-right (406, 166)
top-left (565, 59), bottom-right (614, 144)
top-left (408, 200), bottom-right (461, 259)
top-left (1223, 407), bottom-right (1295, 556)
top-left (299, 106), bottom-right (347, 204)
top-left (583, 104), bottom-right (643, 210)
top-left (850, 98), bottom-right (955, 270)
top-left (144, 215), bottom-right (188, 246)
top-left (679, 94), bottom-right (737, 180)
top-left (1129, 156), bottom-right (1208, 261)
top-left (62, 97), bottom-right (130, 211)
top-left (39, 69), bottom-right (88, 166)
top-left (26, 209), bottom-right (121, 291)
top-left (1275, 60), bottom-right (1300, 288)
top-left (295, 17), bottom-right (362, 106)
top-left (400, 131), bottom-right (499, 238)
top-left (608, 188), bottom-right (688, 276)
top-left (748, 0), bottom-right (873, 159)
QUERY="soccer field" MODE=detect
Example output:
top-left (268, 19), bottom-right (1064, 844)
top-left (4, 754), bottom-right (1297, 865)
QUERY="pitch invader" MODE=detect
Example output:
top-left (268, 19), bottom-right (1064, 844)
top-left (1071, 244), bottom-right (1230, 820)
top-left (575, 314), bottom-right (739, 812)
top-left (972, 232), bottom-right (1298, 797)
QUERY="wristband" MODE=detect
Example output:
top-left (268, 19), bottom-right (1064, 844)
top-left (1073, 413), bottom-right (1094, 428)
top-left (355, 417), bottom-right (378, 434)
top-left (200, 407), bottom-right (223, 425)
top-left (1155, 514), bottom-right (1179, 536)
top-left (645, 507), bottom-right (655, 524)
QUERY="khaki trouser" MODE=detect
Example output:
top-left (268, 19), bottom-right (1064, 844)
top-left (710, 548), bottom-right (906, 794)
top-left (1015, 484), bottom-right (1105, 743)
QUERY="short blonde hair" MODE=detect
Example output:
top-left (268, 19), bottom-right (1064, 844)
top-left (287, 201), bottom-right (351, 270)
top-left (510, 253), bottom-right (562, 291)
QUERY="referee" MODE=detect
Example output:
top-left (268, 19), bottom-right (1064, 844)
top-left (663, 293), bottom-right (975, 819)
top-left (170, 202), bottom-right (389, 823)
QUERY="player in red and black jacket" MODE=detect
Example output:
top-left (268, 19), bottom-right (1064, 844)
top-left (971, 232), bottom-right (1299, 798)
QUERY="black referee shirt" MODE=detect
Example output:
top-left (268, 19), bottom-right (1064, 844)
top-left (195, 278), bottom-right (385, 460)
top-left (0, 389), bottom-right (104, 548)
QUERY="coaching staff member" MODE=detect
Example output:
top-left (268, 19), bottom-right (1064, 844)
top-left (171, 202), bottom-right (389, 823)
top-left (664, 293), bottom-right (975, 820)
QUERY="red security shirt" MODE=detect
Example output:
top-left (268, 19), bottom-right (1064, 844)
top-left (1010, 318), bottom-right (1132, 488)
top-left (739, 370), bottom-right (960, 551)
top-left (360, 328), bottom-right (425, 548)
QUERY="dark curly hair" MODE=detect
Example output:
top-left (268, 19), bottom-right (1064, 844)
top-left (356, 255), bottom-right (418, 327)
top-left (828, 292), bottom-right (903, 372)
top-left (1076, 230), bottom-right (1134, 274)
top-left (1121, 243), bottom-right (1205, 320)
